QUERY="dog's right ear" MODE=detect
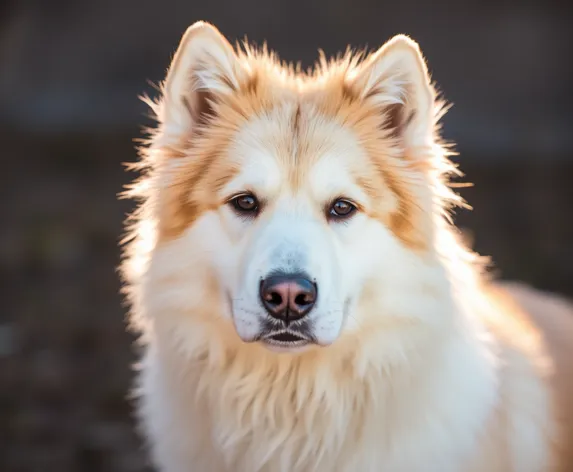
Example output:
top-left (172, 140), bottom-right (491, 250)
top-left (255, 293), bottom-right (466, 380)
top-left (159, 22), bottom-right (244, 138)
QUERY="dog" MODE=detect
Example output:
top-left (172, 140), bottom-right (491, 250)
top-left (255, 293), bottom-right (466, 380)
top-left (120, 21), bottom-right (573, 471)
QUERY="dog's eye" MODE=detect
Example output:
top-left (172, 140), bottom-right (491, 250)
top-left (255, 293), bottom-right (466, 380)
top-left (329, 199), bottom-right (357, 219)
top-left (230, 193), bottom-right (259, 215)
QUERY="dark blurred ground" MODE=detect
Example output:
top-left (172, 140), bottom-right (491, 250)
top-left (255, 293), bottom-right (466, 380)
top-left (1, 1), bottom-right (572, 471)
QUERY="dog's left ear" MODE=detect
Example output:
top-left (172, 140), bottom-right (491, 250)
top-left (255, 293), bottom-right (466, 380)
top-left (349, 35), bottom-right (435, 150)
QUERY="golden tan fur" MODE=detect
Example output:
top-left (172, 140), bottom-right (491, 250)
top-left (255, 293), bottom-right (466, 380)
top-left (147, 31), bottom-right (450, 248)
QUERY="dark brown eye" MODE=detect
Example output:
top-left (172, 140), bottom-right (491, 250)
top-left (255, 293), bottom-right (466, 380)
top-left (231, 194), bottom-right (259, 214)
top-left (329, 199), bottom-right (357, 219)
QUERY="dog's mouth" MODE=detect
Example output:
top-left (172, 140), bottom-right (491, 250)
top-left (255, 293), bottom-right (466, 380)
top-left (262, 330), bottom-right (311, 346)
top-left (268, 332), bottom-right (305, 343)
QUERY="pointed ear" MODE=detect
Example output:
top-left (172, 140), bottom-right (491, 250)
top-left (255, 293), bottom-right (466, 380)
top-left (159, 21), bottom-right (245, 138)
top-left (349, 35), bottom-right (435, 149)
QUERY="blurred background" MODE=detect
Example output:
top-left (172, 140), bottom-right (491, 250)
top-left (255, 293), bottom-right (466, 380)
top-left (1, 1), bottom-right (572, 470)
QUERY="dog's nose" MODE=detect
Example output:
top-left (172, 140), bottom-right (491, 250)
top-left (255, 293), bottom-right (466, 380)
top-left (259, 274), bottom-right (317, 322)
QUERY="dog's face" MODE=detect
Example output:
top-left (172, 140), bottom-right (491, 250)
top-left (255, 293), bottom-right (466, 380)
top-left (195, 115), bottom-right (406, 352)
top-left (143, 22), bottom-right (447, 353)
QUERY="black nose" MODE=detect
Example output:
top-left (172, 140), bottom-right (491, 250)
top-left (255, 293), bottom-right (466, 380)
top-left (259, 274), bottom-right (317, 322)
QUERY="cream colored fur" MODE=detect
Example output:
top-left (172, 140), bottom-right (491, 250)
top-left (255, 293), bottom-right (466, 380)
top-left (121, 22), bottom-right (573, 472)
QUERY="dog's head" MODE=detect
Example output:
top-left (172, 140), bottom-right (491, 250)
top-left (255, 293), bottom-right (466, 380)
top-left (131, 22), bottom-right (461, 354)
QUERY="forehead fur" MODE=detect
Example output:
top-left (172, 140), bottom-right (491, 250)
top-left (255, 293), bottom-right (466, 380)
top-left (145, 44), bottom-right (453, 249)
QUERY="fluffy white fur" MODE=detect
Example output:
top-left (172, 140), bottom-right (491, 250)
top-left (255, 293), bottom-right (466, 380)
top-left (121, 21), bottom-right (573, 472)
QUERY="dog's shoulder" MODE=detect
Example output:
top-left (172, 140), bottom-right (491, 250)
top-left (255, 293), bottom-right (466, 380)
top-left (486, 282), bottom-right (573, 472)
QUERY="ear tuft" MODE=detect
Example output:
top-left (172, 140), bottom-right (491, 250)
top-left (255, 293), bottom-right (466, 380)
top-left (349, 34), bottom-right (435, 149)
top-left (159, 21), bottom-right (244, 139)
